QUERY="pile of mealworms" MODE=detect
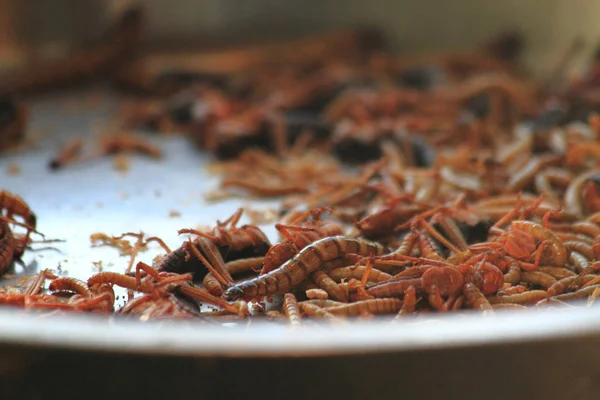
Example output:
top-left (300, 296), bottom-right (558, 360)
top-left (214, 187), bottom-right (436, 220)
top-left (5, 6), bottom-right (600, 324)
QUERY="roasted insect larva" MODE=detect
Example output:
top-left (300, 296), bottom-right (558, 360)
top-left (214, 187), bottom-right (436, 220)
top-left (463, 283), bottom-right (493, 312)
top-left (326, 298), bottom-right (402, 317)
top-left (299, 302), bottom-right (342, 322)
top-left (49, 277), bottom-right (93, 297)
top-left (539, 266), bottom-right (577, 280)
top-left (520, 271), bottom-right (557, 290)
top-left (366, 277), bottom-right (421, 298)
top-left (301, 299), bottom-right (345, 308)
top-left (223, 236), bottom-right (384, 300)
top-left (488, 290), bottom-right (549, 305)
top-left (329, 265), bottom-right (392, 283)
top-left (283, 293), bottom-right (302, 326)
top-left (310, 270), bottom-right (348, 302)
top-left (394, 286), bottom-right (417, 318)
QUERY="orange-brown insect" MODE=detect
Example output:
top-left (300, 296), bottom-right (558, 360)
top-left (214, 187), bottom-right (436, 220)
top-left (118, 293), bottom-right (201, 319)
top-left (0, 220), bottom-right (15, 276)
top-left (21, 269), bottom-right (58, 295)
top-left (0, 190), bottom-right (37, 256)
top-left (471, 197), bottom-right (566, 269)
top-left (0, 293), bottom-right (71, 311)
top-left (261, 207), bottom-right (343, 275)
top-left (224, 236), bottom-right (384, 301)
top-left (88, 262), bottom-right (193, 298)
top-left (357, 200), bottom-right (424, 239)
top-left (179, 208), bottom-right (271, 260)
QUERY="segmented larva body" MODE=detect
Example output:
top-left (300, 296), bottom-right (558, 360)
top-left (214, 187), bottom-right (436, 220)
top-left (326, 298), bottom-right (402, 317)
top-left (224, 236), bottom-right (384, 300)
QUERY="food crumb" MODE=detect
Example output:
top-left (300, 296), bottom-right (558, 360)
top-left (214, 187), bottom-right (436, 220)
top-left (204, 189), bottom-right (232, 201)
top-left (95, 202), bottom-right (104, 208)
top-left (118, 191), bottom-right (129, 199)
top-left (194, 225), bottom-right (212, 233)
top-left (169, 210), bottom-right (181, 218)
top-left (6, 163), bottom-right (20, 175)
top-left (113, 153), bottom-right (130, 174)
top-left (92, 260), bottom-right (103, 271)
top-left (154, 189), bottom-right (162, 198)
top-left (244, 206), bottom-right (278, 224)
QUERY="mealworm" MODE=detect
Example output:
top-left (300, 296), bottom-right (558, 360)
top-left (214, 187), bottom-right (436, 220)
top-left (283, 293), bottom-right (302, 327)
top-left (299, 302), bottom-right (341, 322)
top-left (488, 290), bottom-right (549, 304)
top-left (564, 241), bottom-right (595, 260)
top-left (223, 236), bottom-right (384, 300)
top-left (326, 298), bottom-right (402, 317)
top-left (520, 271), bottom-right (557, 290)
top-left (49, 277), bottom-right (92, 297)
top-left (305, 288), bottom-right (329, 300)
top-left (202, 256), bottom-right (265, 296)
top-left (553, 284), bottom-right (600, 301)
top-left (310, 270), bottom-right (348, 302)
top-left (300, 299), bottom-right (345, 308)
top-left (492, 303), bottom-right (528, 310)
top-left (539, 266), bottom-right (576, 280)
top-left (569, 251), bottom-right (589, 273)
top-left (548, 275), bottom-right (597, 296)
top-left (463, 283), bottom-right (492, 311)
top-left (329, 265), bottom-right (392, 283)
top-left (366, 278), bottom-right (422, 298)
top-left (394, 285), bottom-right (417, 319)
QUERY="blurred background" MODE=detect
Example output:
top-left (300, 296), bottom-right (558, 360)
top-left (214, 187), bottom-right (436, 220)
top-left (0, 0), bottom-right (598, 77)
